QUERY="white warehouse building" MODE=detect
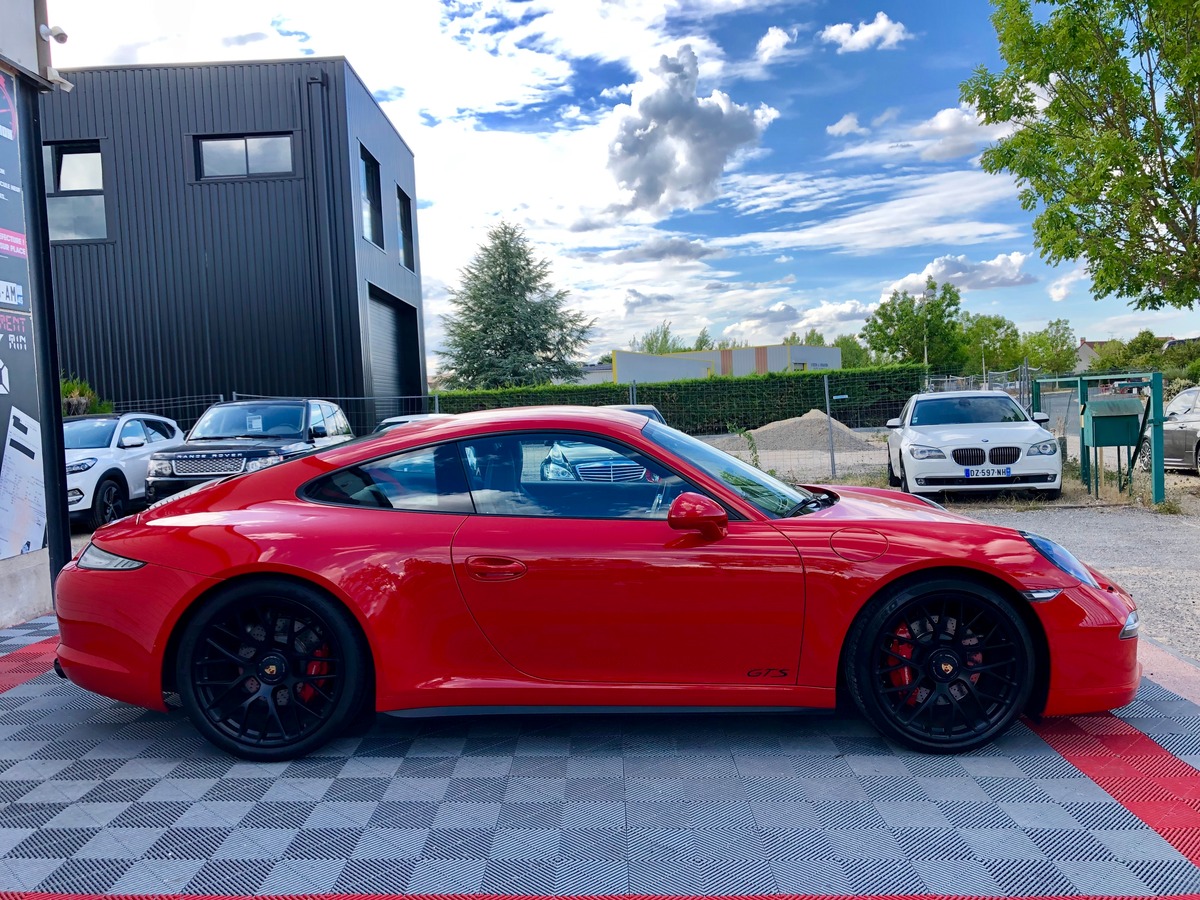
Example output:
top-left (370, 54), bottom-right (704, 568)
top-left (608, 343), bottom-right (841, 385)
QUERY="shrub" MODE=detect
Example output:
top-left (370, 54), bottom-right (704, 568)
top-left (60, 374), bottom-right (112, 416)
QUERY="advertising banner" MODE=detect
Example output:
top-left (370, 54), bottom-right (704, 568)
top-left (0, 67), bottom-right (44, 560)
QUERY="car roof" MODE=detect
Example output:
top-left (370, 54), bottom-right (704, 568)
top-left (64, 412), bottom-right (174, 422)
top-left (206, 399), bottom-right (314, 408)
top-left (910, 390), bottom-right (1014, 401)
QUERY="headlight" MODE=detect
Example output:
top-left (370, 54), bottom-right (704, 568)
top-left (909, 445), bottom-right (946, 460)
top-left (542, 462), bottom-right (578, 480)
top-left (77, 543), bottom-right (145, 571)
top-left (1119, 610), bottom-right (1139, 639)
top-left (148, 459), bottom-right (173, 477)
top-left (65, 458), bottom-right (97, 475)
top-left (245, 455), bottom-right (282, 472)
top-left (1022, 532), bottom-right (1098, 587)
top-left (1027, 440), bottom-right (1059, 456)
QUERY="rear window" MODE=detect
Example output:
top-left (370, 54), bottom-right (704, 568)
top-left (304, 444), bottom-right (473, 513)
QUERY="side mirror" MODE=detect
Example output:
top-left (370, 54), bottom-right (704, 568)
top-left (667, 492), bottom-right (728, 540)
top-left (886, 417), bottom-right (901, 429)
top-left (310, 424), bottom-right (328, 439)
top-left (120, 436), bottom-right (146, 449)
top-left (1032, 412), bottom-right (1050, 424)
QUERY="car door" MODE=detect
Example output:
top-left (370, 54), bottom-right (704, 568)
top-left (449, 431), bottom-right (807, 686)
top-left (887, 398), bottom-right (912, 472)
top-left (1163, 389), bottom-right (1199, 465)
top-left (116, 419), bottom-right (155, 500)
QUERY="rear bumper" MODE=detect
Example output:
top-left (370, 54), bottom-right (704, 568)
top-left (54, 558), bottom-right (218, 711)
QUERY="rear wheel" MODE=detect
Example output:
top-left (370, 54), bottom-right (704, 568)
top-left (845, 577), bottom-right (1034, 753)
top-left (176, 578), bottom-right (366, 761)
top-left (1137, 440), bottom-right (1152, 473)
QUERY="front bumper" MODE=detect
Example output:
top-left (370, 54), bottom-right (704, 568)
top-left (145, 475), bottom-right (215, 504)
top-left (905, 453), bottom-right (1061, 494)
top-left (1037, 580), bottom-right (1140, 716)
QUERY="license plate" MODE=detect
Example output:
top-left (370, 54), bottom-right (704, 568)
top-left (964, 467), bottom-right (1011, 478)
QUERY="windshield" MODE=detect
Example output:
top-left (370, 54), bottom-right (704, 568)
top-left (911, 395), bottom-right (1028, 426)
top-left (644, 421), bottom-right (812, 517)
top-left (190, 404), bottom-right (306, 440)
top-left (64, 418), bottom-right (117, 449)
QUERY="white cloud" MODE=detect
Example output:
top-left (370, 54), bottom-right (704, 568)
top-left (755, 26), bottom-right (794, 64)
top-left (716, 170), bottom-right (1022, 255)
top-left (885, 252), bottom-right (1035, 299)
top-left (775, 255), bottom-right (793, 263)
top-left (872, 107), bottom-right (900, 126)
top-left (607, 45), bottom-right (780, 215)
top-left (818, 12), bottom-right (912, 53)
top-left (1049, 266), bottom-right (1089, 302)
top-left (724, 298), bottom-right (877, 345)
top-left (826, 113), bottom-right (868, 137)
top-left (827, 103), bottom-right (1013, 164)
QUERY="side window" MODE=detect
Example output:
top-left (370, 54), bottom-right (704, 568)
top-left (335, 409), bottom-right (353, 436)
top-left (458, 432), bottom-right (689, 520)
top-left (899, 399), bottom-right (912, 425)
top-left (305, 444), bottom-right (473, 513)
top-left (309, 403), bottom-right (326, 435)
top-left (142, 419), bottom-right (174, 442)
top-left (119, 419), bottom-right (147, 446)
top-left (1166, 391), bottom-right (1194, 417)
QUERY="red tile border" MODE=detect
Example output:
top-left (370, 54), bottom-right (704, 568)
top-left (0, 638), bottom-right (58, 693)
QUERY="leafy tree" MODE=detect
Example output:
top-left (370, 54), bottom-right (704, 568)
top-left (716, 338), bottom-right (750, 349)
top-left (802, 327), bottom-right (826, 346)
top-left (693, 326), bottom-right (715, 351)
top-left (782, 331), bottom-right (800, 345)
top-left (630, 320), bottom-right (690, 355)
top-left (961, 312), bottom-right (1021, 375)
top-left (597, 351), bottom-right (613, 366)
top-left (832, 333), bottom-right (871, 368)
top-left (1020, 318), bottom-right (1077, 373)
top-left (439, 222), bottom-right (593, 389)
top-left (1126, 329), bottom-right (1164, 358)
top-left (861, 277), bottom-right (967, 372)
top-left (1088, 339), bottom-right (1129, 372)
top-left (962, 0), bottom-right (1200, 311)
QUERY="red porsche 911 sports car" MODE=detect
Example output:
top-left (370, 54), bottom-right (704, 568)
top-left (54, 407), bottom-right (1140, 761)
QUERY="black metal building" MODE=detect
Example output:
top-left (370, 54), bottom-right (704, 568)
top-left (39, 57), bottom-right (424, 413)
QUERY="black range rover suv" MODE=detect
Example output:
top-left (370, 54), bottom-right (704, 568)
top-left (145, 399), bottom-right (354, 503)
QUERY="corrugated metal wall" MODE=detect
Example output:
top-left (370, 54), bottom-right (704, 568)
top-left (40, 58), bottom-right (422, 405)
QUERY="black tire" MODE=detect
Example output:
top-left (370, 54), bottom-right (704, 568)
top-left (844, 577), bottom-right (1034, 753)
top-left (88, 478), bottom-right (127, 530)
top-left (1137, 440), bottom-right (1152, 474)
top-left (899, 461), bottom-right (913, 494)
top-left (1040, 488), bottom-right (1061, 501)
top-left (175, 578), bottom-right (367, 761)
top-left (887, 454), bottom-right (901, 487)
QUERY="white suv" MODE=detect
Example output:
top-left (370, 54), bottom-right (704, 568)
top-left (64, 413), bottom-right (185, 529)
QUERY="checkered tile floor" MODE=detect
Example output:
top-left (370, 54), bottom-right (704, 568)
top-left (0, 616), bottom-right (1197, 896)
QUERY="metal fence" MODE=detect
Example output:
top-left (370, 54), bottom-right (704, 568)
top-left (113, 365), bottom-right (1083, 485)
top-left (110, 394), bottom-right (224, 431)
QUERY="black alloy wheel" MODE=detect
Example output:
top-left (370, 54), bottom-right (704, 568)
top-left (846, 578), bottom-right (1034, 753)
top-left (89, 478), bottom-right (126, 530)
top-left (176, 579), bottom-right (366, 760)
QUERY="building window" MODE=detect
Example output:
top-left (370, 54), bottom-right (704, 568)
top-left (397, 187), bottom-right (415, 270)
top-left (43, 141), bottom-right (106, 241)
top-left (360, 145), bottom-right (383, 248)
top-left (197, 134), bottom-right (292, 178)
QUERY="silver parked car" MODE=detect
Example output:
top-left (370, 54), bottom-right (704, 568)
top-left (1142, 387), bottom-right (1200, 471)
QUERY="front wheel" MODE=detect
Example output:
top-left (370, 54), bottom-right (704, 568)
top-left (845, 578), bottom-right (1035, 753)
top-left (175, 578), bottom-right (366, 761)
top-left (1137, 440), bottom-right (1152, 474)
top-left (88, 478), bottom-right (127, 530)
top-left (887, 453), bottom-right (900, 487)
top-left (899, 461), bottom-right (913, 494)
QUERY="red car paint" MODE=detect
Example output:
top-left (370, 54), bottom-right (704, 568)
top-left (54, 407), bottom-right (1139, 723)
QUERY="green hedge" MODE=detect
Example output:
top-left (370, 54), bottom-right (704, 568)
top-left (435, 364), bottom-right (924, 434)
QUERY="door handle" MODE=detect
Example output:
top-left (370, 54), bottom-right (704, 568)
top-left (465, 556), bottom-right (528, 581)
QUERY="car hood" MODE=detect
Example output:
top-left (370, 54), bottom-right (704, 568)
top-left (65, 447), bottom-right (109, 462)
top-left (785, 486), bottom-right (980, 526)
top-left (153, 438), bottom-right (310, 456)
top-left (905, 422), bottom-right (1053, 445)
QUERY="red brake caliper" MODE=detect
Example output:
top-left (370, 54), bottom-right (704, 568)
top-left (888, 622), bottom-right (917, 703)
top-left (296, 645), bottom-right (330, 703)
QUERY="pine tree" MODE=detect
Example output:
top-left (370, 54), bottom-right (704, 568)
top-left (439, 223), bottom-right (593, 388)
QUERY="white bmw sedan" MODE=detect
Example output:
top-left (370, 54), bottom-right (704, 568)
top-left (886, 390), bottom-right (1061, 499)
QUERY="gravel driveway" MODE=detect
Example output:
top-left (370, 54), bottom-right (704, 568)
top-left (966, 504), bottom-right (1200, 661)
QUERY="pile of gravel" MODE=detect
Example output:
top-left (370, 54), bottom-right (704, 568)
top-left (702, 409), bottom-right (877, 453)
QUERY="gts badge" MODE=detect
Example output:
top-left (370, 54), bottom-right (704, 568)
top-left (746, 667), bottom-right (789, 678)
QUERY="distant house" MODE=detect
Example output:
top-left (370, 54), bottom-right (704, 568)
top-left (1076, 336), bottom-right (1175, 370)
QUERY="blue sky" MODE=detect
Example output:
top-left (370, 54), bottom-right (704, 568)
top-left (49, 0), bottom-right (1198, 369)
